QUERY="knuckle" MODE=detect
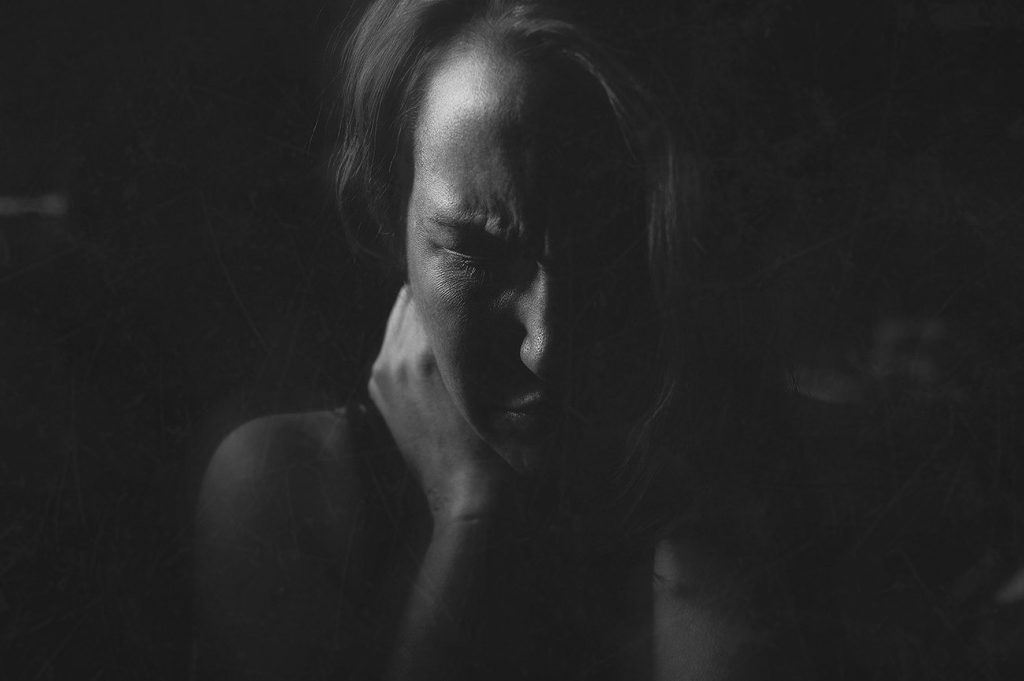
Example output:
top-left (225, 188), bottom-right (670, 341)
top-left (370, 358), bottom-right (396, 389)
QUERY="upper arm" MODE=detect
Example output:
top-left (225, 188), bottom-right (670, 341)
top-left (194, 411), bottom-right (373, 680)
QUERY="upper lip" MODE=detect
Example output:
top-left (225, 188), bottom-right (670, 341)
top-left (503, 392), bottom-right (551, 414)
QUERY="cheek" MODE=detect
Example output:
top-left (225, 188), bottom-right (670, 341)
top-left (407, 245), bottom-right (493, 381)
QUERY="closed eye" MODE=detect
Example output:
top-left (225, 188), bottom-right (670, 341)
top-left (441, 248), bottom-right (500, 282)
top-left (441, 247), bottom-right (494, 262)
top-left (439, 230), bottom-right (516, 262)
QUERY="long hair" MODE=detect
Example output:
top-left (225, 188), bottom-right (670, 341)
top-left (327, 0), bottom-right (700, 527)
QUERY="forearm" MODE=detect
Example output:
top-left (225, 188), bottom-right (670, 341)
top-left (385, 516), bottom-right (494, 681)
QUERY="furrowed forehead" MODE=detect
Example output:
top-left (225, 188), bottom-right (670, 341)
top-left (413, 41), bottom-right (625, 171)
top-left (409, 41), bottom-right (535, 225)
top-left (413, 41), bottom-right (535, 158)
top-left (408, 37), bottom-right (638, 238)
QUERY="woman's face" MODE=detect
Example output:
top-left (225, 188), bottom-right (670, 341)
top-left (405, 42), bottom-right (650, 474)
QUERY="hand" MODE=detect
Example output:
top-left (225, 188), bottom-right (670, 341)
top-left (369, 286), bottom-right (508, 524)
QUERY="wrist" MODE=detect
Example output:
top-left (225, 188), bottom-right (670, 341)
top-left (427, 465), bottom-right (506, 525)
top-left (427, 491), bottom-right (501, 527)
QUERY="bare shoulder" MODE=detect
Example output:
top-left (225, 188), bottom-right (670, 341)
top-left (206, 408), bottom-right (356, 478)
top-left (197, 409), bottom-right (365, 560)
top-left (194, 408), bottom-right (377, 679)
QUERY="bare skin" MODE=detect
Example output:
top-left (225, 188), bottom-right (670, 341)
top-left (194, 411), bottom-right (376, 679)
top-left (369, 286), bottom-right (504, 680)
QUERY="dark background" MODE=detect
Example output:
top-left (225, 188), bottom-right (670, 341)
top-left (2, 0), bottom-right (1022, 678)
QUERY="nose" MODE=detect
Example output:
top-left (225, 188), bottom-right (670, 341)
top-left (517, 264), bottom-right (558, 380)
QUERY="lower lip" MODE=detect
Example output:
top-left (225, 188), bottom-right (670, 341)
top-left (499, 408), bottom-right (550, 432)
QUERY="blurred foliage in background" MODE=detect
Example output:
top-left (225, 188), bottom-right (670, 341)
top-left (0, 0), bottom-right (1021, 678)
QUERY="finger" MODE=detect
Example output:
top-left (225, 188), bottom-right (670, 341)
top-left (391, 288), bottom-right (424, 355)
top-left (382, 285), bottom-right (412, 344)
top-left (399, 291), bottom-right (433, 356)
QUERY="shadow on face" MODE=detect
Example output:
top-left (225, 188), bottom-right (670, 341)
top-left (405, 38), bottom-right (655, 473)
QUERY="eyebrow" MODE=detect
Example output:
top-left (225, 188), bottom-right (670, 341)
top-left (422, 198), bottom-right (519, 234)
top-left (417, 186), bottom-right (526, 237)
top-left (416, 186), bottom-right (487, 224)
top-left (424, 210), bottom-right (488, 229)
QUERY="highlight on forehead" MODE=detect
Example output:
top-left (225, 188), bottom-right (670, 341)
top-left (413, 34), bottom-right (632, 165)
top-left (413, 40), bottom-right (536, 158)
top-left (407, 30), bottom-right (643, 242)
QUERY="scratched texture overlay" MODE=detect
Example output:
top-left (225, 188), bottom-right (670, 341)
top-left (2, 1), bottom-right (1022, 679)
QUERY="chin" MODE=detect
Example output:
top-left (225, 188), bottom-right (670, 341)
top-left (485, 415), bottom-right (560, 476)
